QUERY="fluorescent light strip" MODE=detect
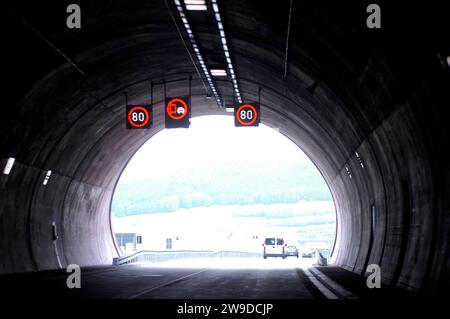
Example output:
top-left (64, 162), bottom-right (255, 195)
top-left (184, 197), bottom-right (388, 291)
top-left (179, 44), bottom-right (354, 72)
top-left (43, 170), bottom-right (52, 186)
top-left (211, 0), bottom-right (242, 103)
top-left (3, 157), bottom-right (15, 175)
top-left (355, 151), bottom-right (365, 168)
top-left (175, 1), bottom-right (224, 106)
top-left (185, 0), bottom-right (206, 11)
top-left (185, 0), bottom-right (205, 4)
top-left (211, 69), bottom-right (227, 76)
top-left (186, 4), bottom-right (207, 10)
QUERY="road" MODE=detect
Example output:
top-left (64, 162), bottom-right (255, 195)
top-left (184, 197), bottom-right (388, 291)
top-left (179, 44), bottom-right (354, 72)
top-left (0, 257), bottom-right (335, 299)
top-left (0, 257), bottom-right (407, 301)
top-left (0, 256), bottom-right (422, 319)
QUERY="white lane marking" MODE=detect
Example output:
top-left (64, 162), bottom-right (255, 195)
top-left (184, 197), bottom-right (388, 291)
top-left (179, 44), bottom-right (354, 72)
top-left (308, 267), bottom-right (359, 299)
top-left (303, 268), bottom-right (339, 299)
top-left (126, 269), bottom-right (207, 299)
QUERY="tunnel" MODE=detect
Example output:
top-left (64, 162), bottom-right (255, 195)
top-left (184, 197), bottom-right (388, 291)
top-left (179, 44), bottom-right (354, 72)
top-left (1, 0), bottom-right (450, 301)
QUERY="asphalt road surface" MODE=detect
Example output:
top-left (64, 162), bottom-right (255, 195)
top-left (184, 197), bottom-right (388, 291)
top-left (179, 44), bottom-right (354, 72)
top-left (0, 257), bottom-right (407, 300)
top-left (0, 257), bottom-right (334, 299)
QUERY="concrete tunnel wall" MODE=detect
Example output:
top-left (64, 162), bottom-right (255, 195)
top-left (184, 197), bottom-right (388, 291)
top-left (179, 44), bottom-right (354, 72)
top-left (0, 1), bottom-right (449, 297)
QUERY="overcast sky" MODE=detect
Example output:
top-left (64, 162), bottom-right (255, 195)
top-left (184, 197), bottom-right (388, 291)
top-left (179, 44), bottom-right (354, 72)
top-left (119, 115), bottom-right (311, 181)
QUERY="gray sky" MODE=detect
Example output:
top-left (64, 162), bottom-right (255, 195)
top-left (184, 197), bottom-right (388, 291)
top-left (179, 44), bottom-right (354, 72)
top-left (119, 115), bottom-right (310, 181)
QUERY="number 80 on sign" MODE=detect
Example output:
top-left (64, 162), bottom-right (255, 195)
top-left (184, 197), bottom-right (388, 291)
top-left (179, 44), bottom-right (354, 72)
top-left (126, 105), bottom-right (153, 129)
top-left (234, 103), bottom-right (260, 127)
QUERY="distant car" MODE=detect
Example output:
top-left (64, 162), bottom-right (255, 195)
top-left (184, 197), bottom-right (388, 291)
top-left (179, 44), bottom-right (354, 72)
top-left (285, 246), bottom-right (299, 258)
top-left (263, 237), bottom-right (286, 259)
top-left (302, 251), bottom-right (314, 258)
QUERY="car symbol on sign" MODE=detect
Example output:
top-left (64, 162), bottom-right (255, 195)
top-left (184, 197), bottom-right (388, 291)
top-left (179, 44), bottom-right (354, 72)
top-left (177, 106), bottom-right (185, 114)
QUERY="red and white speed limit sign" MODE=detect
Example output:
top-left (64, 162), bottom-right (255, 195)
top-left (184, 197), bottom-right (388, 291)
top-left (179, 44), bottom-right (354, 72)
top-left (126, 105), bottom-right (152, 129)
top-left (234, 103), bottom-right (260, 127)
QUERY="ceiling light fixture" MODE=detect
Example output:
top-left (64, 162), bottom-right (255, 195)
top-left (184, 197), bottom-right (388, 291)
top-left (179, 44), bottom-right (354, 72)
top-left (2, 157), bottom-right (15, 175)
top-left (185, 0), bottom-right (207, 11)
top-left (211, 69), bottom-right (227, 76)
top-left (43, 170), bottom-right (52, 185)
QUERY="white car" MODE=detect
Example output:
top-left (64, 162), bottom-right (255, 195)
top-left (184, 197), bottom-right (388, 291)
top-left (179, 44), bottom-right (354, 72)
top-left (263, 237), bottom-right (286, 259)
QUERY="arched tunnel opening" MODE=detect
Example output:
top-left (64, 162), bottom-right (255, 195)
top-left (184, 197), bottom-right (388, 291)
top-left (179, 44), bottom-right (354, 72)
top-left (111, 115), bottom-right (336, 266)
top-left (1, 0), bottom-right (449, 306)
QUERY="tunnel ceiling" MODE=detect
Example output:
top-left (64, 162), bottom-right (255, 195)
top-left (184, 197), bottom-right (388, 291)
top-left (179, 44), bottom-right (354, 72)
top-left (1, 0), bottom-right (450, 297)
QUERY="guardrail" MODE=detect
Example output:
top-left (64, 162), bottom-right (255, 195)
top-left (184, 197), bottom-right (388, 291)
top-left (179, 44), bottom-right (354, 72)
top-left (112, 250), bottom-right (263, 266)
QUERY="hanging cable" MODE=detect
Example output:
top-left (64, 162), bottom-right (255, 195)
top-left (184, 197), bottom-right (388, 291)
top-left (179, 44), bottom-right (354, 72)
top-left (283, 0), bottom-right (293, 79)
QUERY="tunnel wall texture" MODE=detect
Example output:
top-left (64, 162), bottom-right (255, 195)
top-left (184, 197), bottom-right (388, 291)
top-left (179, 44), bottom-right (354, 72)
top-left (1, 1), bottom-right (449, 297)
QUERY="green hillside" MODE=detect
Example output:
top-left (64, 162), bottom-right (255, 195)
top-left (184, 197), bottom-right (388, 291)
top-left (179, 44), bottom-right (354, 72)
top-left (112, 158), bottom-right (332, 217)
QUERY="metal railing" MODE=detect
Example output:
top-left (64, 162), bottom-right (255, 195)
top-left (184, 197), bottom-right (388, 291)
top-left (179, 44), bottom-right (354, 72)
top-left (113, 250), bottom-right (263, 266)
